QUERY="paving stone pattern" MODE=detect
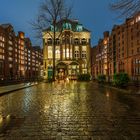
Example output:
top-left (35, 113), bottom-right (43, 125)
top-left (0, 81), bottom-right (140, 140)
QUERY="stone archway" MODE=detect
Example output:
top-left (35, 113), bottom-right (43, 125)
top-left (56, 62), bottom-right (68, 80)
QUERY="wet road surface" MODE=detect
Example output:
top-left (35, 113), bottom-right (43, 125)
top-left (0, 81), bottom-right (140, 140)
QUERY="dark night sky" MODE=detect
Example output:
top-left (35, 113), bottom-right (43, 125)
top-left (0, 0), bottom-right (123, 47)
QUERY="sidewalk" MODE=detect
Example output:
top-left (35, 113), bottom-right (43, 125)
top-left (0, 82), bottom-right (38, 96)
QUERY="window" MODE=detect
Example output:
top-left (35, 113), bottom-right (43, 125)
top-left (56, 38), bottom-right (60, 45)
top-left (137, 40), bottom-right (140, 45)
top-left (74, 38), bottom-right (79, 45)
top-left (76, 25), bottom-right (83, 32)
top-left (47, 38), bottom-right (52, 45)
top-left (48, 46), bottom-right (53, 59)
top-left (82, 63), bottom-right (87, 68)
top-left (8, 47), bottom-right (13, 51)
top-left (122, 53), bottom-right (124, 57)
top-left (0, 55), bottom-right (4, 59)
top-left (0, 61), bottom-right (3, 75)
top-left (0, 48), bottom-right (4, 53)
top-left (9, 64), bottom-right (13, 68)
top-left (66, 48), bottom-right (69, 59)
top-left (81, 38), bottom-right (87, 45)
top-left (74, 46), bottom-right (79, 59)
top-left (81, 46), bottom-right (87, 58)
top-left (136, 15), bottom-right (140, 22)
top-left (137, 47), bottom-right (140, 53)
top-left (82, 69), bottom-right (87, 74)
top-left (55, 46), bottom-right (60, 59)
top-left (63, 47), bottom-right (65, 59)
top-left (132, 50), bottom-right (134, 55)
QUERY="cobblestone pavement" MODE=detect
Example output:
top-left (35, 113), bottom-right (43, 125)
top-left (0, 81), bottom-right (140, 140)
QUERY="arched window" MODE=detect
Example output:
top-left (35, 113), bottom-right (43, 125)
top-left (55, 46), bottom-right (60, 59)
top-left (47, 38), bottom-right (52, 45)
top-left (74, 38), bottom-right (79, 45)
top-left (81, 38), bottom-right (87, 45)
top-left (56, 38), bottom-right (60, 45)
top-left (48, 46), bottom-right (53, 59)
top-left (66, 48), bottom-right (69, 59)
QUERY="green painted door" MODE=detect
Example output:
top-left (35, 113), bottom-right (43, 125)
top-left (48, 68), bottom-right (53, 79)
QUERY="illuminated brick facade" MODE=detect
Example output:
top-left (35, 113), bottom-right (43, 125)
top-left (0, 24), bottom-right (43, 84)
top-left (92, 12), bottom-right (140, 82)
top-left (108, 12), bottom-right (140, 82)
top-left (92, 31), bottom-right (109, 80)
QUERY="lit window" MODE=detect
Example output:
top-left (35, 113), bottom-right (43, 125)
top-left (63, 47), bottom-right (65, 59)
top-left (56, 46), bottom-right (60, 59)
top-left (74, 46), bottom-right (79, 58)
top-left (136, 16), bottom-right (140, 23)
top-left (48, 46), bottom-right (53, 59)
top-left (8, 47), bottom-right (13, 51)
top-left (0, 55), bottom-right (4, 59)
top-left (9, 64), bottom-right (13, 68)
top-left (82, 69), bottom-right (87, 74)
top-left (81, 46), bottom-right (87, 58)
top-left (66, 48), bottom-right (69, 58)
top-left (82, 64), bottom-right (87, 68)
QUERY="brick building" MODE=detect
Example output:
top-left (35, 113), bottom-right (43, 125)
top-left (91, 12), bottom-right (140, 82)
top-left (108, 12), bottom-right (140, 82)
top-left (25, 39), bottom-right (43, 81)
top-left (93, 31), bottom-right (109, 80)
top-left (0, 24), bottom-right (43, 84)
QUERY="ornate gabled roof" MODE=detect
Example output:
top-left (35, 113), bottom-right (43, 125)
top-left (43, 19), bottom-right (90, 33)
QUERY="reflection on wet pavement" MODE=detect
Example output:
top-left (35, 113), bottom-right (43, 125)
top-left (0, 81), bottom-right (140, 139)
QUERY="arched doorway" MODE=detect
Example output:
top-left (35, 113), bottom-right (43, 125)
top-left (56, 62), bottom-right (67, 80)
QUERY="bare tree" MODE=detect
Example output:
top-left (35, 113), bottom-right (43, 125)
top-left (110, 0), bottom-right (140, 18)
top-left (31, 0), bottom-right (72, 81)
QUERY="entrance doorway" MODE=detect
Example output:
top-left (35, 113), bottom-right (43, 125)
top-left (58, 68), bottom-right (65, 80)
top-left (56, 62), bottom-right (67, 80)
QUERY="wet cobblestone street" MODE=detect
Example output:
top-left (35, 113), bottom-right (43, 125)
top-left (0, 81), bottom-right (140, 140)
